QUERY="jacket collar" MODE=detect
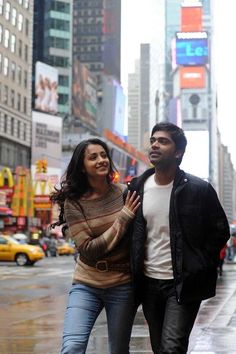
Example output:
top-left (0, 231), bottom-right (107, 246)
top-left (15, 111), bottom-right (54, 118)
top-left (129, 167), bottom-right (187, 191)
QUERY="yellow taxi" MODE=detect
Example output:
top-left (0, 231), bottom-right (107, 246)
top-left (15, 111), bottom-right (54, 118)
top-left (0, 235), bottom-right (45, 266)
top-left (57, 240), bottom-right (75, 256)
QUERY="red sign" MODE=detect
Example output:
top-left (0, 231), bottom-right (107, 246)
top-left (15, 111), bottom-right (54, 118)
top-left (180, 67), bottom-right (205, 89)
top-left (181, 6), bottom-right (202, 32)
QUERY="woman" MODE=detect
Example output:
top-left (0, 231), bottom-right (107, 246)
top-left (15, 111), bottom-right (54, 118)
top-left (50, 138), bottom-right (140, 354)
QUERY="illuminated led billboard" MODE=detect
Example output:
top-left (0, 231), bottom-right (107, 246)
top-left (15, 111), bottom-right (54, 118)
top-left (176, 31), bottom-right (208, 66)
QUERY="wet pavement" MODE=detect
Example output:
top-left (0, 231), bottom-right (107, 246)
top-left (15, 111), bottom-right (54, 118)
top-left (0, 257), bottom-right (236, 353)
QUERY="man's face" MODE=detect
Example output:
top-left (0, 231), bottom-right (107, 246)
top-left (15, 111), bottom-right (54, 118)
top-left (148, 130), bottom-right (181, 168)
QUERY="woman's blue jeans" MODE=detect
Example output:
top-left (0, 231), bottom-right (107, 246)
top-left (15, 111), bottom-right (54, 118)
top-left (61, 282), bottom-right (136, 354)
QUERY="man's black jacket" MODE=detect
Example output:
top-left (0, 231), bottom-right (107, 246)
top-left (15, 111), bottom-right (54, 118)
top-left (127, 167), bottom-right (230, 304)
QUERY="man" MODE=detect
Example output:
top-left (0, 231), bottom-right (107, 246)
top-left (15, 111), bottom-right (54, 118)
top-left (129, 122), bottom-right (230, 353)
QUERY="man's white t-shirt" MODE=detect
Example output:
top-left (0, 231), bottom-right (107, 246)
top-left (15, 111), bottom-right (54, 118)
top-left (143, 174), bottom-right (174, 279)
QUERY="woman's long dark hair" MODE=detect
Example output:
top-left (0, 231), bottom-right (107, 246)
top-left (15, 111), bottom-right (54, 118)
top-left (50, 138), bottom-right (117, 231)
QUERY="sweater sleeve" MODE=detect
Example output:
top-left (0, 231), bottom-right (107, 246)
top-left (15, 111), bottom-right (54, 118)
top-left (64, 199), bottom-right (135, 259)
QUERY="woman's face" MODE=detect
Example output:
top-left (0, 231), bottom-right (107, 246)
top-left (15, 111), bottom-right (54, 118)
top-left (83, 144), bottom-right (110, 180)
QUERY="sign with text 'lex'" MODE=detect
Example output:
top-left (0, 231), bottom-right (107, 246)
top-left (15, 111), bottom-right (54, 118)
top-left (175, 31), bottom-right (208, 66)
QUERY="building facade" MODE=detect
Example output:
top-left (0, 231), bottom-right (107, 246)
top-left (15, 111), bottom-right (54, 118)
top-left (73, 0), bottom-right (121, 82)
top-left (127, 60), bottom-right (140, 149)
top-left (33, 0), bottom-right (72, 115)
top-left (0, 0), bottom-right (33, 169)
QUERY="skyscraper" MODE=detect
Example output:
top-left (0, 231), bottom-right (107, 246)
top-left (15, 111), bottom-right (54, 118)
top-left (33, 0), bottom-right (72, 115)
top-left (73, 0), bottom-right (121, 82)
top-left (0, 0), bottom-right (33, 169)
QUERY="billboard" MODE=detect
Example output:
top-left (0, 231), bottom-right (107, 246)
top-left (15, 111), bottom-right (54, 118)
top-left (72, 59), bottom-right (97, 129)
top-left (180, 66), bottom-right (205, 88)
top-left (31, 111), bottom-right (62, 170)
top-left (35, 61), bottom-right (58, 114)
top-left (181, 6), bottom-right (202, 32)
top-left (113, 82), bottom-right (126, 137)
top-left (176, 32), bottom-right (208, 66)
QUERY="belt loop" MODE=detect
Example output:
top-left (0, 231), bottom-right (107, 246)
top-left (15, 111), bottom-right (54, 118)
top-left (95, 260), bottom-right (108, 272)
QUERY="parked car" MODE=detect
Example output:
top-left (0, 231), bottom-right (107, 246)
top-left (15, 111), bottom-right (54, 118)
top-left (57, 240), bottom-right (75, 256)
top-left (12, 233), bottom-right (28, 244)
top-left (0, 235), bottom-right (45, 266)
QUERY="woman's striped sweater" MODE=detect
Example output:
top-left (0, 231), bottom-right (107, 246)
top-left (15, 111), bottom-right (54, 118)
top-left (64, 183), bottom-right (135, 288)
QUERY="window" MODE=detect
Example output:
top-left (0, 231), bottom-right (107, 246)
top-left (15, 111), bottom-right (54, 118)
top-left (23, 97), bottom-right (27, 113)
top-left (11, 62), bottom-right (16, 81)
top-left (3, 86), bottom-right (8, 104)
top-left (0, 25), bottom-right (2, 43)
top-left (23, 123), bottom-right (26, 140)
top-left (11, 117), bottom-right (14, 136)
top-left (5, 2), bottom-right (11, 21)
top-left (12, 8), bottom-right (17, 26)
top-left (18, 39), bottom-right (22, 57)
top-left (24, 70), bottom-right (27, 88)
top-left (24, 0), bottom-right (29, 9)
top-left (17, 65), bottom-right (22, 85)
top-left (25, 19), bottom-right (29, 36)
top-left (17, 121), bottom-right (21, 138)
top-left (0, 0), bottom-right (3, 15)
top-left (10, 35), bottom-right (16, 53)
top-left (18, 14), bottom-right (23, 31)
top-left (18, 0), bottom-right (23, 5)
top-left (17, 93), bottom-right (21, 111)
top-left (4, 29), bottom-right (10, 48)
top-left (3, 57), bottom-right (9, 76)
top-left (4, 115), bottom-right (8, 133)
top-left (24, 44), bottom-right (28, 61)
top-left (11, 89), bottom-right (15, 108)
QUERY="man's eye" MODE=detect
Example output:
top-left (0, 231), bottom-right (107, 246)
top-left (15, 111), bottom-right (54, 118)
top-left (150, 138), bottom-right (156, 144)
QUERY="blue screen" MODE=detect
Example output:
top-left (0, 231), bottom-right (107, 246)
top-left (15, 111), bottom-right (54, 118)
top-left (176, 38), bottom-right (208, 66)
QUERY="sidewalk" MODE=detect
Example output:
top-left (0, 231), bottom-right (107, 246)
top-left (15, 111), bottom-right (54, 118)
top-left (188, 262), bottom-right (236, 353)
top-left (87, 262), bottom-right (236, 353)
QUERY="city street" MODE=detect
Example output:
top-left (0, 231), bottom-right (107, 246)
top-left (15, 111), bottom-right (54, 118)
top-left (0, 257), bottom-right (236, 354)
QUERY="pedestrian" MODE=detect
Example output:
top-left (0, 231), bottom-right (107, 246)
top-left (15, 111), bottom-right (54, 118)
top-left (50, 138), bottom-right (140, 354)
top-left (218, 244), bottom-right (227, 276)
top-left (128, 122), bottom-right (230, 354)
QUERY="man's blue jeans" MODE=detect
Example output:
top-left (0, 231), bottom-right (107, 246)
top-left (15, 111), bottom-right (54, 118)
top-left (61, 282), bottom-right (136, 354)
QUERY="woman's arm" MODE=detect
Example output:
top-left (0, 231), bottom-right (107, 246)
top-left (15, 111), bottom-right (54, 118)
top-left (65, 191), bottom-right (139, 259)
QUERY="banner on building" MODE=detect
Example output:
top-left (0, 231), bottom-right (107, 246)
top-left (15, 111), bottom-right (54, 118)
top-left (35, 61), bottom-right (59, 115)
top-left (180, 66), bottom-right (205, 88)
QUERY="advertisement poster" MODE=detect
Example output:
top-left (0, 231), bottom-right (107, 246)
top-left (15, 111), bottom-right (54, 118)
top-left (35, 61), bottom-right (59, 115)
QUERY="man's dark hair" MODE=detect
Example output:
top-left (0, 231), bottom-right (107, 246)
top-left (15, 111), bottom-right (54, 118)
top-left (151, 122), bottom-right (187, 165)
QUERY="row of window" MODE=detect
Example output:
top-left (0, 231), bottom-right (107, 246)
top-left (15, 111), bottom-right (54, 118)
top-left (0, 53), bottom-right (28, 89)
top-left (76, 45), bottom-right (103, 53)
top-left (77, 24), bottom-right (102, 34)
top-left (0, 83), bottom-right (28, 115)
top-left (0, 26), bottom-right (29, 59)
top-left (0, 138), bottom-right (30, 169)
top-left (78, 52), bottom-right (102, 62)
top-left (74, 36), bottom-right (102, 45)
top-left (0, 1), bottom-right (29, 34)
top-left (47, 18), bottom-right (70, 32)
top-left (0, 114), bottom-right (27, 140)
top-left (75, 1), bottom-right (103, 8)
top-left (49, 36), bottom-right (69, 50)
top-left (74, 9), bottom-right (103, 17)
top-left (47, 1), bottom-right (70, 14)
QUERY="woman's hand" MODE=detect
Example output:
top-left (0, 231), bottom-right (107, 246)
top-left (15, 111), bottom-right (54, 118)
top-left (124, 191), bottom-right (140, 214)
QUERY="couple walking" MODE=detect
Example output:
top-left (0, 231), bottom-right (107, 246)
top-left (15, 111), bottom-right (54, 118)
top-left (50, 122), bottom-right (229, 354)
